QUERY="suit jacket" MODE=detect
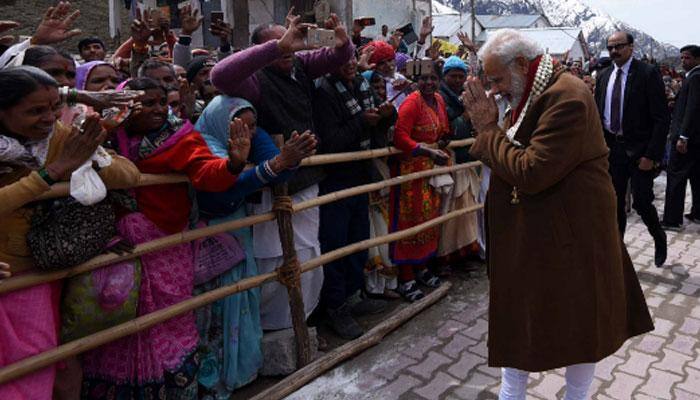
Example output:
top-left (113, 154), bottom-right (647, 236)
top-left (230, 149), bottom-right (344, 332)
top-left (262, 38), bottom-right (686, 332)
top-left (670, 67), bottom-right (700, 145)
top-left (469, 70), bottom-right (653, 371)
top-left (594, 58), bottom-right (670, 161)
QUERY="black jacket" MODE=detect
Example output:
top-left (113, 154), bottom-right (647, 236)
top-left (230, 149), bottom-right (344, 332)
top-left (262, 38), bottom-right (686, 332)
top-left (256, 59), bottom-right (326, 194)
top-left (313, 75), bottom-right (396, 183)
top-left (594, 58), bottom-right (670, 161)
top-left (670, 67), bottom-right (700, 146)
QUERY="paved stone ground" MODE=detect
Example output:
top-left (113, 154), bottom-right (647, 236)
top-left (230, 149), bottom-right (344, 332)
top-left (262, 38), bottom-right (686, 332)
top-left (284, 175), bottom-right (700, 400)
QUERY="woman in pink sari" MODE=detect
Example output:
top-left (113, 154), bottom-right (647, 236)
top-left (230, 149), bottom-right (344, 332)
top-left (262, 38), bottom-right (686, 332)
top-left (0, 66), bottom-right (139, 399)
top-left (80, 77), bottom-right (248, 399)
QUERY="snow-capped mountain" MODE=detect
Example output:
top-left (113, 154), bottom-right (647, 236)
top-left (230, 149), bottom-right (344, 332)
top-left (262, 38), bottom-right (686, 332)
top-left (440, 0), bottom-right (678, 60)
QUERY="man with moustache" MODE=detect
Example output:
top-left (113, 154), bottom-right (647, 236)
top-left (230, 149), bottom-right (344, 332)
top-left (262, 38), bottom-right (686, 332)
top-left (594, 31), bottom-right (670, 267)
top-left (462, 29), bottom-right (653, 400)
top-left (662, 45), bottom-right (700, 228)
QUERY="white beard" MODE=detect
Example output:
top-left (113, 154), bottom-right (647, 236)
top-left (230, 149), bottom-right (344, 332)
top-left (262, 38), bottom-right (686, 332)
top-left (508, 69), bottom-right (527, 109)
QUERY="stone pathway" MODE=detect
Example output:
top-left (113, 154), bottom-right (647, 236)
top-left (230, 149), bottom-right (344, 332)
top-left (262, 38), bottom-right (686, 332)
top-left (284, 175), bottom-right (700, 399)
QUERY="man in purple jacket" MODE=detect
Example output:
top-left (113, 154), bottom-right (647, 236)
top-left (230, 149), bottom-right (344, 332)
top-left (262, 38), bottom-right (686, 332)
top-left (211, 13), bottom-right (388, 338)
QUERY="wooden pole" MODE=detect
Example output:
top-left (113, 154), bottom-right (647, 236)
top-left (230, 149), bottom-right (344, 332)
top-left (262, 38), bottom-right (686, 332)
top-left (0, 162), bottom-right (480, 295)
top-left (232, 0), bottom-right (250, 50)
top-left (250, 282), bottom-right (453, 400)
top-left (270, 133), bottom-right (311, 368)
top-left (0, 205), bottom-right (481, 384)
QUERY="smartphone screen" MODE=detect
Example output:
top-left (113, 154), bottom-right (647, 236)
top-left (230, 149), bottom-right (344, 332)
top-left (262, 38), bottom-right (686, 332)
top-left (210, 11), bottom-right (224, 25)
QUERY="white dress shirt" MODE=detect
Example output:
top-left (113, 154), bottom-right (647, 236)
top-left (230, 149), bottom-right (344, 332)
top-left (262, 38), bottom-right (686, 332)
top-left (603, 57), bottom-right (633, 133)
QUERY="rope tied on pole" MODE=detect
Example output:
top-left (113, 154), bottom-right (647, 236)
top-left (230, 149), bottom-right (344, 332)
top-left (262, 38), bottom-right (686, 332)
top-left (272, 195), bottom-right (294, 213)
top-left (276, 257), bottom-right (302, 290)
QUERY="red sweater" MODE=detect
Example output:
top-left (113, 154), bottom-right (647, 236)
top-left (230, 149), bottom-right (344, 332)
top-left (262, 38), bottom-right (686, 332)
top-left (134, 131), bottom-right (236, 234)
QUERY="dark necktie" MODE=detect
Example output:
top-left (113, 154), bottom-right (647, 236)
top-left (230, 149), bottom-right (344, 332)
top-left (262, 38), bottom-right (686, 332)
top-left (610, 68), bottom-right (623, 133)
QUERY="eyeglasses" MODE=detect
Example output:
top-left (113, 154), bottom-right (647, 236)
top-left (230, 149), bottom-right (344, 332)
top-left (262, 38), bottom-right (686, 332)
top-left (607, 43), bottom-right (630, 52)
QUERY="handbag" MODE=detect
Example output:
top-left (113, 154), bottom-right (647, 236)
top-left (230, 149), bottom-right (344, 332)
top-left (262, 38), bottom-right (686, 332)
top-left (61, 259), bottom-right (141, 342)
top-left (192, 223), bottom-right (246, 285)
top-left (27, 197), bottom-right (116, 271)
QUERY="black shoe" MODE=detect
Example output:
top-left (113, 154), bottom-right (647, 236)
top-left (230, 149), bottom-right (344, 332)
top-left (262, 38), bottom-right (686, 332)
top-left (327, 303), bottom-right (364, 339)
top-left (661, 221), bottom-right (682, 232)
top-left (347, 291), bottom-right (388, 316)
top-left (416, 270), bottom-right (442, 288)
top-left (397, 280), bottom-right (425, 302)
top-left (653, 229), bottom-right (667, 268)
top-left (685, 214), bottom-right (699, 224)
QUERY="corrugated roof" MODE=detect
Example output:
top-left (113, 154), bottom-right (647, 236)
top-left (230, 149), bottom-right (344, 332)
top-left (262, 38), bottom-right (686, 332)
top-left (433, 14), bottom-right (469, 39)
top-left (476, 14), bottom-right (543, 29)
top-left (477, 27), bottom-right (583, 55)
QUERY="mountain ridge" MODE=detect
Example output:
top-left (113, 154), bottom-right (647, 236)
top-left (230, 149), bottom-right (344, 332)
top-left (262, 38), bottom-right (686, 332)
top-left (439, 0), bottom-right (678, 60)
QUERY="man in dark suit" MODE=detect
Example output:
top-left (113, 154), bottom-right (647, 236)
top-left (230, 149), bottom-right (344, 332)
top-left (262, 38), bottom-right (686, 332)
top-left (594, 31), bottom-right (670, 267)
top-left (662, 45), bottom-right (700, 228)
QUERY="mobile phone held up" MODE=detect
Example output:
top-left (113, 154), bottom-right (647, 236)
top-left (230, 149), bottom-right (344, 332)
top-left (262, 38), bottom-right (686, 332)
top-left (210, 11), bottom-right (224, 25)
top-left (307, 28), bottom-right (335, 48)
top-left (354, 17), bottom-right (376, 27)
top-left (405, 59), bottom-right (434, 78)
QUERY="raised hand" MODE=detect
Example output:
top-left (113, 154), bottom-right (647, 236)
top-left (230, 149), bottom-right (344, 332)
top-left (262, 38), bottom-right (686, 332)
top-left (131, 8), bottom-right (153, 47)
top-left (332, 16), bottom-right (350, 49)
top-left (31, 1), bottom-right (81, 45)
top-left (179, 5), bottom-right (203, 36)
top-left (210, 20), bottom-right (232, 46)
top-left (457, 31), bottom-right (477, 52)
top-left (47, 112), bottom-right (107, 180)
top-left (418, 16), bottom-right (434, 44)
top-left (77, 89), bottom-right (144, 110)
top-left (427, 40), bottom-right (442, 60)
top-left (277, 13), bottom-right (316, 54)
top-left (388, 31), bottom-right (404, 50)
top-left (277, 130), bottom-right (317, 169)
top-left (228, 118), bottom-right (252, 170)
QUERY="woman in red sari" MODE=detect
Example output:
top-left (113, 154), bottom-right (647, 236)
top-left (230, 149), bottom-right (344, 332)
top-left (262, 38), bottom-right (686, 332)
top-left (390, 61), bottom-right (451, 302)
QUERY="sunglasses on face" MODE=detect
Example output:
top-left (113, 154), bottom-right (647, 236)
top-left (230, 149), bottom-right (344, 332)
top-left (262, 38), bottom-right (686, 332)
top-left (607, 43), bottom-right (630, 52)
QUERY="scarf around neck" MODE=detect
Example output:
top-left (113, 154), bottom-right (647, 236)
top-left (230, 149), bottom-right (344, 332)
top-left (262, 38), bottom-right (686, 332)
top-left (0, 130), bottom-right (53, 173)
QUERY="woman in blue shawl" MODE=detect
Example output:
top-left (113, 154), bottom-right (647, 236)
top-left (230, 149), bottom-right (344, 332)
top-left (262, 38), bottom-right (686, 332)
top-left (193, 95), bottom-right (316, 398)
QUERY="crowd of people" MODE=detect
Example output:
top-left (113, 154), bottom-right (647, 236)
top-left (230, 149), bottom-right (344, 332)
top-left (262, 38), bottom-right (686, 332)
top-left (0, 1), bottom-right (697, 399)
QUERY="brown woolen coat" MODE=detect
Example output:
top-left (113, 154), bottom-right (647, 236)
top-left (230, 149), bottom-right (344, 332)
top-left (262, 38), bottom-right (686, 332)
top-left (469, 70), bottom-right (654, 371)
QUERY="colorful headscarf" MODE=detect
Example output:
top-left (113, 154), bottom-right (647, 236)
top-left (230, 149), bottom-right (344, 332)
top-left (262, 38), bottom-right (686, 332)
top-left (75, 60), bottom-right (113, 90)
top-left (195, 95), bottom-right (256, 158)
top-left (368, 40), bottom-right (396, 65)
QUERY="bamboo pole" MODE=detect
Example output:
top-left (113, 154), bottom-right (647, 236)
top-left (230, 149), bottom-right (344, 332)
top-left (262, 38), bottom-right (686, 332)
top-left (0, 162), bottom-right (481, 295)
top-left (34, 139), bottom-right (475, 200)
top-left (0, 204), bottom-right (481, 384)
top-left (250, 282), bottom-right (453, 400)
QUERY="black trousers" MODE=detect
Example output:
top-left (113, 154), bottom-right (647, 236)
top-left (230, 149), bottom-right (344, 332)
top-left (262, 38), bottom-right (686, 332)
top-left (663, 144), bottom-right (700, 224)
top-left (608, 140), bottom-right (663, 236)
top-left (319, 179), bottom-right (370, 310)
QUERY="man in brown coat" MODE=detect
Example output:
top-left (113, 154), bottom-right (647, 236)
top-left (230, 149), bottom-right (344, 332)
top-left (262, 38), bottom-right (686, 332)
top-left (462, 29), bottom-right (653, 399)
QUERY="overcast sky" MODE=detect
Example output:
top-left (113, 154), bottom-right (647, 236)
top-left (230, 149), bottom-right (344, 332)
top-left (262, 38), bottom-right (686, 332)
top-left (583, 0), bottom-right (698, 48)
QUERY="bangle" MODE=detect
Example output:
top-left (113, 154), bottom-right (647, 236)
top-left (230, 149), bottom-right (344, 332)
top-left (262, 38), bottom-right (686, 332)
top-left (58, 86), bottom-right (69, 104)
top-left (67, 89), bottom-right (78, 106)
top-left (37, 168), bottom-right (57, 186)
